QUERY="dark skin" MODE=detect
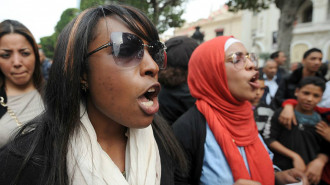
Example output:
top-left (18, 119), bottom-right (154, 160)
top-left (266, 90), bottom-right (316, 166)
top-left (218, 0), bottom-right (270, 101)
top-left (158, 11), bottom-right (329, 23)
top-left (85, 16), bottom-right (159, 172)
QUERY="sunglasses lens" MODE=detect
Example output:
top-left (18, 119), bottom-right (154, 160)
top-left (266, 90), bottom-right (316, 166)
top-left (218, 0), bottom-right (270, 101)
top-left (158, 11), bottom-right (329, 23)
top-left (111, 32), bottom-right (144, 67)
top-left (149, 41), bottom-right (167, 69)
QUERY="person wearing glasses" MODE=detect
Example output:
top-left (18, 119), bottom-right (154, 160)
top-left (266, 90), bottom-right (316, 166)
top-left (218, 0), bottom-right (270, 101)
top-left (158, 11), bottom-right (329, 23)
top-left (172, 36), bottom-right (308, 185)
top-left (0, 4), bottom-right (186, 185)
top-left (0, 20), bottom-right (44, 148)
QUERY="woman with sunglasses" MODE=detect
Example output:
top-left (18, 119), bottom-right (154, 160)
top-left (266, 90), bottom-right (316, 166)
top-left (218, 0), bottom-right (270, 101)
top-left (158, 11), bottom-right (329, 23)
top-left (0, 4), bottom-right (185, 185)
top-left (0, 20), bottom-right (44, 148)
top-left (172, 36), bottom-right (308, 185)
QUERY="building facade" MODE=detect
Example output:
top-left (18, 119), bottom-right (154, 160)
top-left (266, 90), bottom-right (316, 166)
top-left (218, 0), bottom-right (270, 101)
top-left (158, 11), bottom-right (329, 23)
top-left (173, 0), bottom-right (330, 66)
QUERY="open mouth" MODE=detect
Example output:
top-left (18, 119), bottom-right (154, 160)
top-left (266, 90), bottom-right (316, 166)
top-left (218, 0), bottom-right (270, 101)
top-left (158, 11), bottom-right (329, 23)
top-left (141, 85), bottom-right (160, 106)
top-left (137, 83), bottom-right (160, 115)
top-left (249, 72), bottom-right (260, 89)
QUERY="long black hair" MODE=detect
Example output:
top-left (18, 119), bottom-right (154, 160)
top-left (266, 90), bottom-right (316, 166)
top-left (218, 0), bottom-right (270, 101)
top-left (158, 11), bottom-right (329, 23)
top-left (0, 19), bottom-right (43, 91)
top-left (8, 4), bottom-right (186, 185)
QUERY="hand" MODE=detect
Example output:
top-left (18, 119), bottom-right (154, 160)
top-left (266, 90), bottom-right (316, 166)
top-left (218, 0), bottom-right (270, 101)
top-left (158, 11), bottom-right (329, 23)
top-left (292, 154), bottom-right (306, 172)
top-left (275, 168), bottom-right (309, 185)
top-left (278, 105), bottom-right (297, 130)
top-left (315, 121), bottom-right (330, 142)
top-left (233, 179), bottom-right (261, 185)
top-left (305, 158), bottom-right (326, 185)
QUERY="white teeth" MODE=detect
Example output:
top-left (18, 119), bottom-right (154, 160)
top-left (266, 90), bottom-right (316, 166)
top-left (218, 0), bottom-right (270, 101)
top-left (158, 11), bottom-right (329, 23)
top-left (141, 100), bottom-right (154, 107)
top-left (148, 87), bottom-right (155, 93)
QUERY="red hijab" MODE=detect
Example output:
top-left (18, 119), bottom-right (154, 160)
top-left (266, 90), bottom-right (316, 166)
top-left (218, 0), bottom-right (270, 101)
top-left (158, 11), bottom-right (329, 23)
top-left (188, 36), bottom-right (274, 184)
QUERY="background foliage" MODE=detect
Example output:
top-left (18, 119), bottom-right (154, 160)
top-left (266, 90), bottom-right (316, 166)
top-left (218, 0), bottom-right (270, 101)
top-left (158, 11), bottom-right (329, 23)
top-left (40, 0), bottom-right (187, 58)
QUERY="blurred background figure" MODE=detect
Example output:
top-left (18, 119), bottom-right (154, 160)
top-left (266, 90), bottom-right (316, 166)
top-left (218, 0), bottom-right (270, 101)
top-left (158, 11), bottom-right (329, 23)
top-left (290, 62), bottom-right (301, 73)
top-left (191, 26), bottom-right (204, 44)
top-left (261, 59), bottom-right (278, 106)
top-left (269, 51), bottom-right (288, 82)
top-left (38, 48), bottom-right (52, 81)
top-left (0, 20), bottom-right (44, 147)
top-left (158, 36), bottom-right (198, 125)
top-left (250, 79), bottom-right (274, 135)
top-left (272, 48), bottom-right (325, 109)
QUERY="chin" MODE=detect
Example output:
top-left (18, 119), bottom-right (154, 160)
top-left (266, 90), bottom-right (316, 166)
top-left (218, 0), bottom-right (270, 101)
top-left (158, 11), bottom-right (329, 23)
top-left (131, 116), bottom-right (154, 129)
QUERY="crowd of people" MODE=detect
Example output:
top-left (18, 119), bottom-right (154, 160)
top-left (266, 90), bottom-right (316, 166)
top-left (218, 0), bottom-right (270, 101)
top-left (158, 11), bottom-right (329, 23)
top-left (0, 3), bottom-right (329, 185)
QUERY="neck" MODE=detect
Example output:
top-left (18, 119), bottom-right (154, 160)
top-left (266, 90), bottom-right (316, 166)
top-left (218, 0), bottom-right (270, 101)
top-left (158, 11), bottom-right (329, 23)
top-left (295, 106), bottom-right (314, 115)
top-left (5, 80), bottom-right (36, 96)
top-left (266, 76), bottom-right (274, 80)
top-left (86, 98), bottom-right (127, 172)
top-left (302, 67), bottom-right (316, 78)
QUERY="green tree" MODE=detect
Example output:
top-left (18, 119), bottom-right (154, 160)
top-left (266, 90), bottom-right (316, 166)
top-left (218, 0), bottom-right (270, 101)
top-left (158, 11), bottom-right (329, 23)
top-left (55, 8), bottom-right (80, 34)
top-left (40, 34), bottom-right (57, 59)
top-left (226, 0), bottom-right (307, 68)
top-left (80, 0), bottom-right (186, 33)
top-left (39, 8), bottom-right (79, 59)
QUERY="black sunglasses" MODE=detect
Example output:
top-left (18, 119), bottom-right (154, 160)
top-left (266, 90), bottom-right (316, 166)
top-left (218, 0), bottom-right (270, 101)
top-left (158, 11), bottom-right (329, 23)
top-left (86, 32), bottom-right (167, 69)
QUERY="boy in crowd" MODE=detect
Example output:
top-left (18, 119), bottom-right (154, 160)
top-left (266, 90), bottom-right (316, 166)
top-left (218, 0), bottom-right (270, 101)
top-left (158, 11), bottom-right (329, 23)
top-left (264, 76), bottom-right (329, 185)
top-left (250, 79), bottom-right (274, 135)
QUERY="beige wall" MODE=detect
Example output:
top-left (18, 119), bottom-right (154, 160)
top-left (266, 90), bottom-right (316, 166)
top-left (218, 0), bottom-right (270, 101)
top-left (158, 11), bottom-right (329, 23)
top-left (173, 1), bottom-right (330, 65)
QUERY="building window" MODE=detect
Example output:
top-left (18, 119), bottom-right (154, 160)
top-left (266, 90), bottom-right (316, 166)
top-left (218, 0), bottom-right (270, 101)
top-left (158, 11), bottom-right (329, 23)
top-left (215, 28), bottom-right (224, 36)
top-left (302, 4), bottom-right (313, 23)
top-left (328, 0), bottom-right (330, 20)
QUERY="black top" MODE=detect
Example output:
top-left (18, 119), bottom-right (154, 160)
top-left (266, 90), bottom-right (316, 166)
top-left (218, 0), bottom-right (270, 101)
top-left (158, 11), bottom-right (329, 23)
top-left (0, 126), bottom-right (175, 185)
top-left (172, 105), bottom-right (206, 185)
top-left (263, 108), bottom-right (330, 170)
top-left (159, 83), bottom-right (195, 125)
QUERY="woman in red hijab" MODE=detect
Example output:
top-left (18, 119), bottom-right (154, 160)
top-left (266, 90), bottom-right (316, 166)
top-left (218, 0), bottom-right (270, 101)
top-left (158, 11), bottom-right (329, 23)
top-left (172, 36), bottom-right (308, 185)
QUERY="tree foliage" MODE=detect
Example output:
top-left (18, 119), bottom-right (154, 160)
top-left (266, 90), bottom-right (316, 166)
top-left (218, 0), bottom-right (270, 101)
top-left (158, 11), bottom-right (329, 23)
top-left (80, 0), bottom-right (186, 33)
top-left (40, 0), bottom-right (187, 58)
top-left (226, 0), bottom-right (307, 68)
top-left (226, 0), bottom-right (272, 12)
top-left (39, 34), bottom-right (56, 59)
top-left (39, 8), bottom-right (79, 59)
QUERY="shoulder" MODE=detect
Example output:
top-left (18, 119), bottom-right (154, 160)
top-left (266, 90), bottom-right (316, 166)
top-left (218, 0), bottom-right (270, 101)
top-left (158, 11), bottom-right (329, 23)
top-left (172, 105), bottom-right (206, 137)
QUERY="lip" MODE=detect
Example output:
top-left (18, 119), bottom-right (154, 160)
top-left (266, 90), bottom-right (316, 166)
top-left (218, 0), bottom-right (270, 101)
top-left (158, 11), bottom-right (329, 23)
top-left (137, 82), bottom-right (160, 115)
top-left (12, 71), bottom-right (28, 77)
top-left (249, 71), bottom-right (260, 89)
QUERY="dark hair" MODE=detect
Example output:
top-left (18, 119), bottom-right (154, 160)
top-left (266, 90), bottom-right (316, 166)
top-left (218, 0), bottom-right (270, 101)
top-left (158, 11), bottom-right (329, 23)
top-left (159, 36), bottom-right (198, 87)
top-left (303, 48), bottom-right (322, 59)
top-left (0, 20), bottom-right (43, 90)
top-left (9, 4), bottom-right (185, 185)
top-left (270, 51), bottom-right (281, 59)
top-left (297, 76), bottom-right (326, 92)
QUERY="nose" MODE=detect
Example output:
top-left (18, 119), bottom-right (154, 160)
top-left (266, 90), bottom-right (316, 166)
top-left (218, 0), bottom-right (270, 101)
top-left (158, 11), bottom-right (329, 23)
top-left (12, 53), bottom-right (23, 68)
top-left (245, 57), bottom-right (257, 71)
top-left (140, 49), bottom-right (159, 78)
top-left (306, 95), bottom-right (313, 102)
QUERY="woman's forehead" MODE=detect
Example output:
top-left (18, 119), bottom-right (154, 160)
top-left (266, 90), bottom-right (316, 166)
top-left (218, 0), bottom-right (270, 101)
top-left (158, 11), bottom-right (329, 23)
top-left (225, 42), bottom-right (247, 56)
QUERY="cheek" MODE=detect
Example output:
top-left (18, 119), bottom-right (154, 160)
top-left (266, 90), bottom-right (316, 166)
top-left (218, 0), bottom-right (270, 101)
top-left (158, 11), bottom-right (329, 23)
top-left (226, 68), bottom-right (242, 93)
top-left (26, 58), bottom-right (36, 71)
top-left (0, 63), bottom-right (12, 75)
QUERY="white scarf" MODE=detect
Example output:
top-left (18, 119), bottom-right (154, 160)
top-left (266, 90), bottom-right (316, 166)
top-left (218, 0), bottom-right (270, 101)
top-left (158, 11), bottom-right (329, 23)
top-left (67, 104), bottom-right (161, 185)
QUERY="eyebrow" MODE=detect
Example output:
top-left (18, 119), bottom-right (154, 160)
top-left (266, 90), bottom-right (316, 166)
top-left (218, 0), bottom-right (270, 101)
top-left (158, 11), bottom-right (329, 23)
top-left (0, 48), bottom-right (30, 52)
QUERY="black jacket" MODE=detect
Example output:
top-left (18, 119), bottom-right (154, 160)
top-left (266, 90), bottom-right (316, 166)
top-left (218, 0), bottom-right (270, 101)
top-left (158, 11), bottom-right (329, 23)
top-left (263, 108), bottom-right (330, 171)
top-left (172, 105), bottom-right (206, 185)
top-left (159, 83), bottom-right (196, 125)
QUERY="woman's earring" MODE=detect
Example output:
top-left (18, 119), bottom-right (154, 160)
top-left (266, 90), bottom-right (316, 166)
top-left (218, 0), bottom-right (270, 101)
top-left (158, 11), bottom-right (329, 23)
top-left (81, 81), bottom-right (88, 92)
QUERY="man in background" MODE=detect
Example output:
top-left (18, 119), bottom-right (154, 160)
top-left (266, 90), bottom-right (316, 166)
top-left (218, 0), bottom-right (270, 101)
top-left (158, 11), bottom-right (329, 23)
top-left (39, 49), bottom-right (52, 81)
